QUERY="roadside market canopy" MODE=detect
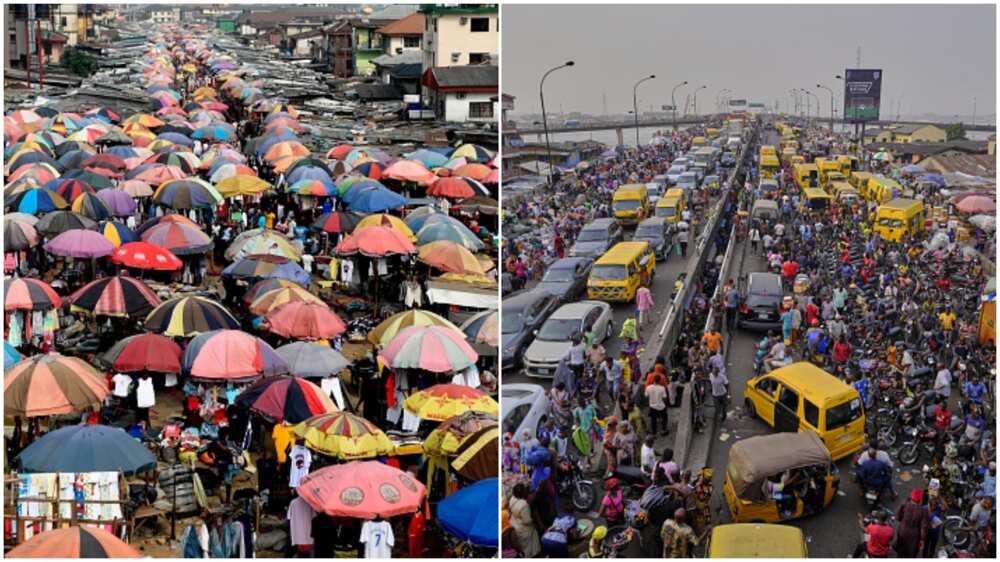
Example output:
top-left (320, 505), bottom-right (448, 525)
top-left (5, 526), bottom-right (142, 558)
top-left (728, 431), bottom-right (831, 503)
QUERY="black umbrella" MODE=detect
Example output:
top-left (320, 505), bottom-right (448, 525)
top-left (95, 130), bottom-right (133, 146)
top-left (55, 140), bottom-right (96, 157)
top-left (62, 169), bottom-right (115, 189)
top-left (36, 210), bottom-right (98, 237)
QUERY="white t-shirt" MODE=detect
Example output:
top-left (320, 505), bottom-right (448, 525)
top-left (112, 374), bottom-right (133, 398)
top-left (301, 254), bottom-right (314, 273)
top-left (360, 520), bottom-right (394, 558)
top-left (136, 377), bottom-right (156, 408)
top-left (164, 372), bottom-right (178, 387)
top-left (288, 445), bottom-right (312, 488)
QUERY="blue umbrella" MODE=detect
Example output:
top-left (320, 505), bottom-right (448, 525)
top-left (255, 133), bottom-right (299, 156)
top-left (4, 342), bottom-right (22, 369)
top-left (156, 132), bottom-right (195, 147)
top-left (922, 173), bottom-right (946, 187)
top-left (192, 124), bottom-right (236, 142)
top-left (404, 149), bottom-right (449, 168)
top-left (105, 146), bottom-right (141, 159)
top-left (436, 478), bottom-right (498, 547)
top-left (901, 164), bottom-right (925, 175)
top-left (347, 186), bottom-right (406, 213)
top-left (287, 166), bottom-right (334, 188)
top-left (15, 424), bottom-right (157, 475)
top-left (341, 181), bottom-right (386, 204)
top-left (407, 212), bottom-right (461, 233)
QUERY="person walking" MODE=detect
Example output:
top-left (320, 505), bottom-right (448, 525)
top-left (708, 367), bottom-right (730, 423)
top-left (645, 374), bottom-right (668, 436)
top-left (895, 489), bottom-right (929, 558)
top-left (636, 285), bottom-right (654, 327)
top-left (724, 282), bottom-right (740, 331)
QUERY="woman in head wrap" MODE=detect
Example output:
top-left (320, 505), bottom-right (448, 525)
top-left (508, 482), bottom-right (540, 558)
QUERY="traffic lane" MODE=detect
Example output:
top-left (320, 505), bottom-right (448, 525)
top-left (707, 243), bottom-right (921, 558)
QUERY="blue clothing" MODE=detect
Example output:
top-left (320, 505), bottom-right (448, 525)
top-left (964, 381), bottom-right (988, 404)
top-left (857, 459), bottom-right (891, 490)
top-left (977, 470), bottom-right (995, 499)
top-left (853, 379), bottom-right (870, 406)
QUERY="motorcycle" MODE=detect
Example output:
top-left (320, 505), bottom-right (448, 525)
top-left (898, 422), bottom-right (938, 466)
top-left (556, 459), bottom-right (596, 512)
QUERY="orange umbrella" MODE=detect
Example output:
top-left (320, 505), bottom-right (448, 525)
top-left (335, 221), bottom-right (417, 257)
top-left (418, 240), bottom-right (486, 276)
top-left (382, 160), bottom-right (438, 186)
top-left (453, 163), bottom-right (492, 181)
top-left (326, 143), bottom-right (354, 160)
top-left (266, 301), bottom-right (347, 340)
top-left (6, 526), bottom-right (141, 558)
top-left (264, 141), bottom-right (310, 162)
top-left (124, 114), bottom-right (165, 128)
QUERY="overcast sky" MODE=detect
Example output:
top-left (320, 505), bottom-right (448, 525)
top-left (503, 4), bottom-right (996, 119)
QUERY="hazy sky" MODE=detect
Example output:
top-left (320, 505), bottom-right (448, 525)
top-left (503, 4), bottom-right (996, 119)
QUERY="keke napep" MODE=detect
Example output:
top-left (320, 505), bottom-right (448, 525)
top-left (724, 431), bottom-right (839, 524)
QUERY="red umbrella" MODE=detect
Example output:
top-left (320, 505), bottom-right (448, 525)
top-left (427, 177), bottom-right (477, 198)
top-left (298, 461), bottom-right (427, 519)
top-left (954, 195), bottom-right (995, 214)
top-left (382, 160), bottom-right (438, 185)
top-left (98, 333), bottom-right (183, 373)
top-left (234, 375), bottom-right (337, 423)
top-left (266, 301), bottom-right (347, 340)
top-left (326, 144), bottom-right (354, 160)
top-left (4, 277), bottom-right (62, 311)
top-left (111, 241), bottom-right (183, 271)
top-left (334, 222), bottom-right (417, 257)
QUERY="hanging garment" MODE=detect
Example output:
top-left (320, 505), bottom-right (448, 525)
top-left (402, 408), bottom-right (421, 432)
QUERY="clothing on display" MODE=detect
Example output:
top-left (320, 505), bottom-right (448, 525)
top-left (360, 519), bottom-right (394, 558)
top-left (288, 444), bottom-right (312, 489)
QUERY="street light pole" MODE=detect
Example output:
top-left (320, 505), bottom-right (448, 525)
top-left (539, 61), bottom-right (574, 186)
top-left (692, 85), bottom-right (706, 117)
top-left (633, 74), bottom-right (656, 145)
top-left (715, 88), bottom-right (730, 114)
top-left (816, 84), bottom-right (834, 133)
top-left (671, 80), bottom-right (688, 132)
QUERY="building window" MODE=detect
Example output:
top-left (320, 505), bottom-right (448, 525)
top-left (403, 36), bottom-right (420, 48)
top-left (60, 17), bottom-right (67, 27)
top-left (470, 17), bottom-right (489, 32)
top-left (468, 101), bottom-right (493, 119)
top-left (468, 52), bottom-right (488, 65)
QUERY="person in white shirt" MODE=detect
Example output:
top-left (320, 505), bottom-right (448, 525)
top-left (360, 518), bottom-right (394, 558)
top-left (301, 253), bottom-right (314, 273)
top-left (934, 367), bottom-right (952, 399)
top-left (640, 435), bottom-right (656, 476)
top-left (288, 440), bottom-right (312, 489)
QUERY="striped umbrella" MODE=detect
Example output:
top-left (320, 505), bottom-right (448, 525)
top-left (243, 278), bottom-right (304, 305)
top-left (67, 275), bottom-right (161, 318)
top-left (418, 240), bottom-right (486, 276)
top-left (5, 526), bottom-right (141, 558)
top-left (222, 254), bottom-right (311, 286)
top-left (140, 220), bottom-right (213, 255)
top-left (4, 215), bottom-right (40, 251)
top-left (47, 178), bottom-right (95, 201)
top-left (451, 425), bottom-right (500, 481)
top-left (312, 211), bottom-right (360, 234)
top-left (8, 187), bottom-right (68, 214)
top-left (153, 178), bottom-right (223, 209)
top-left (274, 342), bottom-right (352, 379)
top-left (402, 384), bottom-right (498, 422)
top-left (101, 221), bottom-right (139, 247)
top-left (265, 301), bottom-right (347, 340)
top-left (182, 329), bottom-right (287, 382)
top-left (460, 309), bottom-right (499, 347)
top-left (4, 277), bottom-right (62, 311)
top-left (451, 143), bottom-right (493, 163)
top-left (288, 179), bottom-right (337, 197)
top-left (98, 333), bottom-right (182, 374)
top-left (355, 214), bottom-right (416, 241)
top-left (427, 177), bottom-right (490, 199)
top-left (4, 353), bottom-right (109, 417)
top-left (423, 412), bottom-right (499, 457)
top-left (293, 411), bottom-right (394, 459)
top-left (70, 191), bottom-right (114, 221)
top-left (110, 241), bottom-right (182, 271)
top-left (224, 229), bottom-right (301, 262)
top-left (367, 309), bottom-right (461, 347)
top-left (5, 341), bottom-right (23, 369)
top-left (144, 296), bottom-right (239, 337)
top-left (249, 285), bottom-right (324, 316)
top-left (235, 375), bottom-right (337, 423)
top-left (380, 325), bottom-right (479, 373)
top-left (36, 211), bottom-right (98, 237)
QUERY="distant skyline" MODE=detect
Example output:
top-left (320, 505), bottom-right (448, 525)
top-left (503, 4), bottom-right (996, 122)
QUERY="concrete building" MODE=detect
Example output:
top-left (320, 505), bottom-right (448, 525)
top-left (377, 12), bottom-right (423, 56)
top-left (421, 65), bottom-right (497, 123)
top-left (988, 134), bottom-right (995, 156)
top-left (889, 123), bottom-right (947, 143)
top-left (150, 8), bottom-right (179, 24)
top-left (420, 4), bottom-right (498, 69)
top-left (5, 4), bottom-right (111, 70)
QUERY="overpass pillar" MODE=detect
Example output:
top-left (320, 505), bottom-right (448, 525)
top-left (616, 127), bottom-right (624, 146)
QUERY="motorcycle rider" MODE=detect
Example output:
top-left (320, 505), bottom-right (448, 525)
top-left (856, 445), bottom-right (895, 501)
top-left (763, 337), bottom-right (792, 373)
top-left (857, 509), bottom-right (894, 558)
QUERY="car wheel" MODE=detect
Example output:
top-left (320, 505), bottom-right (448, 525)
top-left (744, 399), bottom-right (756, 419)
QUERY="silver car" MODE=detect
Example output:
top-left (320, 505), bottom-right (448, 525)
top-left (522, 300), bottom-right (613, 378)
top-left (502, 383), bottom-right (551, 441)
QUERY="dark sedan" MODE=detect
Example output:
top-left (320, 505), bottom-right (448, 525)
top-left (738, 272), bottom-right (784, 330)
top-left (501, 290), bottom-right (561, 371)
top-left (535, 257), bottom-right (593, 302)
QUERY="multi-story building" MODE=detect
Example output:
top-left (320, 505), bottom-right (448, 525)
top-left (420, 4), bottom-right (497, 69)
top-left (150, 8), bottom-right (180, 25)
top-left (421, 65), bottom-right (498, 123)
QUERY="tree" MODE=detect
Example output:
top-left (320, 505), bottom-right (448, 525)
top-left (945, 122), bottom-right (967, 141)
top-left (61, 47), bottom-right (97, 77)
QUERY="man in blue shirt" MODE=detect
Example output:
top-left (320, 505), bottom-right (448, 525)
top-left (963, 377), bottom-right (988, 406)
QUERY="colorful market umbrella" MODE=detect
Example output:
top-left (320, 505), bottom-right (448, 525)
top-left (297, 461), bottom-right (426, 519)
top-left (382, 160), bottom-right (438, 185)
top-left (209, 163), bottom-right (257, 183)
top-left (454, 195), bottom-right (498, 215)
top-left (312, 211), bottom-right (361, 234)
top-left (224, 229), bottom-right (302, 262)
top-left (36, 211), bottom-right (98, 237)
top-left (427, 177), bottom-right (488, 199)
top-left (351, 160), bottom-right (383, 179)
top-left (235, 375), bottom-right (337, 423)
top-left (346, 185), bottom-right (407, 213)
top-left (450, 144), bottom-right (493, 163)
top-left (70, 191), bottom-right (114, 221)
top-left (4, 216), bottom-right (40, 251)
top-left (422, 411), bottom-right (498, 457)
top-left (288, 179), bottom-right (336, 197)
top-left (293, 412), bottom-right (393, 460)
top-left (223, 254), bottom-right (311, 285)
top-left (5, 341), bottom-right (23, 369)
top-left (403, 384), bottom-right (497, 422)
top-left (4, 277), bottom-right (62, 311)
top-left (405, 148), bottom-right (449, 168)
top-left (97, 333), bottom-right (183, 374)
top-left (367, 309), bottom-right (461, 347)
top-left (182, 329), bottom-right (288, 382)
top-left (47, 178), bottom-right (95, 201)
top-left (265, 301), bottom-right (347, 340)
top-left (436, 478), bottom-right (498, 548)
top-left (451, 426), bottom-right (499, 481)
top-left (418, 240), bottom-right (486, 276)
top-left (459, 309), bottom-right (499, 347)
top-left (110, 241), bottom-right (183, 270)
top-left (16, 424), bottom-right (156, 475)
top-left (381, 326), bottom-right (479, 374)
top-left (216, 175), bottom-right (272, 198)
top-left (249, 285), bottom-right (325, 316)
top-left (101, 220), bottom-right (139, 247)
top-left (44, 229), bottom-right (116, 258)
top-left (140, 219), bottom-right (214, 255)
top-left (95, 188), bottom-right (138, 217)
top-left (4, 353), bottom-right (109, 417)
top-left (67, 275), bottom-right (161, 318)
top-left (153, 178), bottom-right (223, 209)
top-left (4, 526), bottom-right (142, 558)
top-left (144, 296), bottom-right (239, 337)
top-left (335, 222), bottom-right (417, 257)
top-left (243, 278), bottom-right (304, 305)
top-left (416, 221), bottom-right (485, 251)
top-left (274, 342), bottom-right (352, 379)
top-left (9, 187), bottom-right (68, 214)
top-left (453, 163), bottom-right (492, 182)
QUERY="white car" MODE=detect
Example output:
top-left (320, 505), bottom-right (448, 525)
top-left (502, 383), bottom-right (551, 441)
top-left (522, 301), bottom-right (613, 378)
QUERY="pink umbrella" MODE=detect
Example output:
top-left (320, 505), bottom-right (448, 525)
top-left (382, 160), bottom-right (438, 186)
top-left (265, 301), bottom-right (347, 340)
top-left (954, 195), bottom-right (996, 214)
top-left (132, 164), bottom-right (187, 185)
top-left (44, 228), bottom-right (116, 258)
top-left (379, 325), bottom-right (478, 373)
top-left (96, 189), bottom-right (138, 217)
top-left (298, 461), bottom-right (426, 519)
top-left (119, 180), bottom-right (154, 198)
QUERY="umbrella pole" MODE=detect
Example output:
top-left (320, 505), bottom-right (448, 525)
top-left (170, 463), bottom-right (177, 541)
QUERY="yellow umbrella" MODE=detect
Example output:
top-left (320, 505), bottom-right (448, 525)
top-left (418, 240), bottom-right (486, 276)
top-left (181, 63), bottom-right (198, 73)
top-left (123, 122), bottom-right (156, 140)
top-left (263, 141), bottom-right (309, 162)
top-left (356, 214), bottom-right (416, 241)
top-left (216, 175), bottom-right (272, 197)
top-left (249, 286), bottom-right (324, 315)
top-left (422, 411), bottom-right (498, 457)
top-left (403, 384), bottom-right (499, 422)
top-left (293, 411), bottom-right (394, 460)
top-left (367, 309), bottom-right (461, 347)
top-left (124, 114), bottom-right (165, 128)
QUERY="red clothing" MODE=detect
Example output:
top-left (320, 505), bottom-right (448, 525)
top-left (934, 405), bottom-right (952, 431)
top-left (385, 372), bottom-right (397, 408)
top-left (805, 303), bottom-right (819, 326)
top-left (833, 340), bottom-right (851, 364)
top-left (781, 261), bottom-right (799, 279)
top-left (408, 511), bottom-right (426, 558)
top-left (865, 523), bottom-right (894, 556)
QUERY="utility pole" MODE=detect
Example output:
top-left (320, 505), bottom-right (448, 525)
top-left (856, 45), bottom-right (861, 68)
top-left (602, 92), bottom-right (607, 117)
top-left (36, 19), bottom-right (44, 89)
top-left (972, 97), bottom-right (977, 126)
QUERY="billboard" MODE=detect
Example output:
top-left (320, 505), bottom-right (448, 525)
top-left (843, 68), bottom-right (882, 122)
top-left (728, 99), bottom-right (747, 107)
